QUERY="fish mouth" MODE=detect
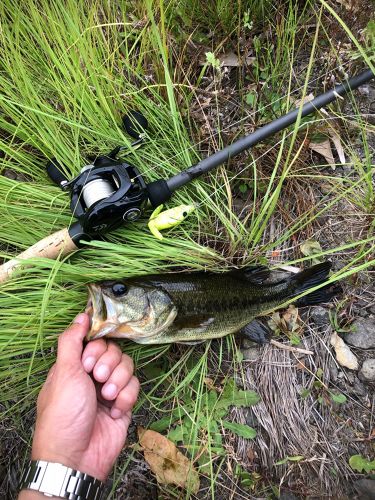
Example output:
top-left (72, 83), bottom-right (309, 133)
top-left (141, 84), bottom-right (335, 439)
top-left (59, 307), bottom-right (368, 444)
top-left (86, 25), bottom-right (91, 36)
top-left (85, 285), bottom-right (118, 340)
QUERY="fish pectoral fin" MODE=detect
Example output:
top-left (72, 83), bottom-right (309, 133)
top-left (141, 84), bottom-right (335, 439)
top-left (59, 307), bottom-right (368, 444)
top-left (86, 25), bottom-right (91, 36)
top-left (239, 320), bottom-right (271, 345)
top-left (229, 265), bottom-right (270, 284)
top-left (172, 313), bottom-right (214, 331)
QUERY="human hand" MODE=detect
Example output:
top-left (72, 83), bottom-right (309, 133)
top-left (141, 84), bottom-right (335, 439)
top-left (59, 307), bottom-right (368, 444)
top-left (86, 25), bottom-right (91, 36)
top-left (30, 313), bottom-right (140, 481)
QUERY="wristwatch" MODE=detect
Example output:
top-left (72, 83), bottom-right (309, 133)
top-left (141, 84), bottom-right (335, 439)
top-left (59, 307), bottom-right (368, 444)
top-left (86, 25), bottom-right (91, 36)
top-left (19, 460), bottom-right (106, 499)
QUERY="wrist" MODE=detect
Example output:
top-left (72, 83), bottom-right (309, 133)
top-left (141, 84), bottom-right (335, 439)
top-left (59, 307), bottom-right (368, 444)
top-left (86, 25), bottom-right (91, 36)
top-left (19, 490), bottom-right (60, 500)
top-left (31, 447), bottom-right (109, 482)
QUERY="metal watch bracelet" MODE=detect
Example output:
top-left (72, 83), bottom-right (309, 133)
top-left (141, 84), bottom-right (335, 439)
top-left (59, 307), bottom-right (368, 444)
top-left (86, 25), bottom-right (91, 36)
top-left (19, 460), bottom-right (105, 499)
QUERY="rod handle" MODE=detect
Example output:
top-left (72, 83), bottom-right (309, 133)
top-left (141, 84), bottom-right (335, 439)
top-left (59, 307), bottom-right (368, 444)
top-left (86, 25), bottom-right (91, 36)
top-left (0, 228), bottom-right (78, 283)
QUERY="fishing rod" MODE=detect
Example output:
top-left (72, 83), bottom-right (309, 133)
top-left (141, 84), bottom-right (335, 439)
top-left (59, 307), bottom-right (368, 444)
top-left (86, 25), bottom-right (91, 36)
top-left (0, 68), bottom-right (374, 283)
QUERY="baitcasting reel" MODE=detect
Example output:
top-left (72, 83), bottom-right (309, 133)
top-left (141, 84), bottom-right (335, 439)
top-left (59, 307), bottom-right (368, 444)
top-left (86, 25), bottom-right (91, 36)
top-left (47, 111), bottom-right (153, 245)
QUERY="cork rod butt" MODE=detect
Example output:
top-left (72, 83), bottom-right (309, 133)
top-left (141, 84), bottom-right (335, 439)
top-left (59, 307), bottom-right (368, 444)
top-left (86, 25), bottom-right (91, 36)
top-left (0, 228), bottom-right (78, 283)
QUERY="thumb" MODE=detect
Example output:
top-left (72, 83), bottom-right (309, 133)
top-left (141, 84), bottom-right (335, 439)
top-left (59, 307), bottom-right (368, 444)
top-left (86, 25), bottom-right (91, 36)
top-left (57, 313), bottom-right (90, 368)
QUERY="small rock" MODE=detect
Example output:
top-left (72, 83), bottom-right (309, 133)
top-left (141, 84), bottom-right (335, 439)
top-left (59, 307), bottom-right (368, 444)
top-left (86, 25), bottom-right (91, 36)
top-left (354, 478), bottom-right (375, 500)
top-left (242, 338), bottom-right (258, 349)
top-left (352, 377), bottom-right (367, 397)
top-left (329, 360), bottom-right (339, 381)
top-left (330, 331), bottom-right (359, 370)
top-left (345, 318), bottom-right (375, 349)
top-left (358, 84), bottom-right (370, 96)
top-left (3, 168), bottom-right (17, 180)
top-left (310, 306), bottom-right (330, 327)
top-left (346, 371), bottom-right (355, 383)
top-left (359, 359), bottom-right (375, 383)
top-left (242, 347), bottom-right (262, 361)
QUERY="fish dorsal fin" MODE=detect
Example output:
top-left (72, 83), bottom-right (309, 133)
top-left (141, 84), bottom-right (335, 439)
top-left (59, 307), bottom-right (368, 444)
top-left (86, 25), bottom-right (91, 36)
top-left (228, 265), bottom-right (270, 284)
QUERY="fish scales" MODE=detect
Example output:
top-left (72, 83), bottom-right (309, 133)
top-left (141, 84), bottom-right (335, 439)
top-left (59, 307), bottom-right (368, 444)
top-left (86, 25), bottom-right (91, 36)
top-left (86, 262), bottom-right (335, 343)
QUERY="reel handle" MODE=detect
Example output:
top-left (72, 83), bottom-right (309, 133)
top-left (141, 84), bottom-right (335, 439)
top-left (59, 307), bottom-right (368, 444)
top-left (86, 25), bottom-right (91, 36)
top-left (0, 228), bottom-right (77, 283)
top-left (46, 159), bottom-right (69, 186)
top-left (122, 110), bottom-right (148, 139)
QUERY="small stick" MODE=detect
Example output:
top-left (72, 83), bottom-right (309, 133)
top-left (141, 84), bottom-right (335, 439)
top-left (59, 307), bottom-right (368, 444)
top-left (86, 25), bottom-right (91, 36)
top-left (0, 228), bottom-right (77, 283)
top-left (270, 339), bottom-right (314, 356)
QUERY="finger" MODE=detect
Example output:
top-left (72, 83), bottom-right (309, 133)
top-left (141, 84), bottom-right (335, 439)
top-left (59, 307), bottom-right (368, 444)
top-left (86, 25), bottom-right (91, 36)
top-left (81, 338), bottom-right (107, 373)
top-left (57, 313), bottom-right (89, 367)
top-left (92, 341), bottom-right (122, 383)
top-left (101, 354), bottom-right (134, 400)
top-left (110, 376), bottom-right (140, 419)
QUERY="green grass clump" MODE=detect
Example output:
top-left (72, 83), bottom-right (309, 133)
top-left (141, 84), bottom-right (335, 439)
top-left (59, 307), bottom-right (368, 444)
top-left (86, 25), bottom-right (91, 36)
top-left (0, 0), bottom-right (374, 497)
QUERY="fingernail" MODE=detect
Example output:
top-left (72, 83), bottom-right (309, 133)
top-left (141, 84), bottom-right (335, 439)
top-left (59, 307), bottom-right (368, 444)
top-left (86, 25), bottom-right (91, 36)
top-left (96, 364), bottom-right (110, 380)
top-left (111, 408), bottom-right (122, 419)
top-left (83, 356), bottom-right (96, 372)
top-left (74, 313), bottom-right (87, 325)
top-left (102, 383), bottom-right (117, 399)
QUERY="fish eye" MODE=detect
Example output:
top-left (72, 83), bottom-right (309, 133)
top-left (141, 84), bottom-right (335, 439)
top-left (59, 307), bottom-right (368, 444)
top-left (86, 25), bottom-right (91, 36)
top-left (183, 211), bottom-right (187, 217)
top-left (112, 283), bottom-right (128, 296)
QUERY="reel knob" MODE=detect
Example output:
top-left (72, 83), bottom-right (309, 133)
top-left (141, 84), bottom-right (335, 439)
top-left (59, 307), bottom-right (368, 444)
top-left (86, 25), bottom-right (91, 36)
top-left (46, 158), bottom-right (69, 187)
top-left (122, 110), bottom-right (148, 139)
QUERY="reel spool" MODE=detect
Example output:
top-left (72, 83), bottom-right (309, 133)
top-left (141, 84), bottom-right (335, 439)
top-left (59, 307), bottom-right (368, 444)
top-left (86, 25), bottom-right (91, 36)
top-left (80, 164), bottom-right (117, 209)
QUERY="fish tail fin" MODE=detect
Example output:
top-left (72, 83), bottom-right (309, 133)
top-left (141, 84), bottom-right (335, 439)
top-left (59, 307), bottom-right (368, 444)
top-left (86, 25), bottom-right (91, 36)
top-left (290, 261), bottom-right (340, 306)
top-left (295, 283), bottom-right (342, 307)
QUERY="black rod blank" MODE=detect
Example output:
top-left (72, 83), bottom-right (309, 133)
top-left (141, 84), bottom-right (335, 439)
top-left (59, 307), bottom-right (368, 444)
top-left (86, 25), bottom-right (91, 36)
top-left (166, 68), bottom-right (374, 192)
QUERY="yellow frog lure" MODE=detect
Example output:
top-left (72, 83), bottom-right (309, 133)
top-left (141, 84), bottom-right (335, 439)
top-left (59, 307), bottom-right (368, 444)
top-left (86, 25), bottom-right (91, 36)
top-left (148, 204), bottom-right (195, 240)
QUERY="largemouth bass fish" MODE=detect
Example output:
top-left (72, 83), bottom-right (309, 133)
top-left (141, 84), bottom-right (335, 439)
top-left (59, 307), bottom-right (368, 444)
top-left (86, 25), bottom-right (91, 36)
top-left (86, 261), bottom-right (335, 343)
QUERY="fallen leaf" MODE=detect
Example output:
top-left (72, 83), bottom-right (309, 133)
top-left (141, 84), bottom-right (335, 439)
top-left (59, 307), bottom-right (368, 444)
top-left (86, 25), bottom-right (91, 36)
top-left (330, 331), bottom-right (359, 370)
top-left (295, 93), bottom-right (315, 107)
top-left (268, 311), bottom-right (282, 333)
top-left (203, 377), bottom-right (215, 390)
top-left (138, 427), bottom-right (200, 493)
top-left (282, 305), bottom-right (300, 333)
top-left (328, 129), bottom-right (346, 165)
top-left (334, 0), bottom-right (357, 10)
top-left (246, 447), bottom-right (256, 463)
top-left (220, 51), bottom-right (255, 67)
top-left (300, 239), bottom-right (323, 264)
top-left (309, 138), bottom-right (335, 167)
top-left (278, 265), bottom-right (300, 273)
top-left (199, 51), bottom-right (255, 67)
top-left (268, 306), bottom-right (302, 334)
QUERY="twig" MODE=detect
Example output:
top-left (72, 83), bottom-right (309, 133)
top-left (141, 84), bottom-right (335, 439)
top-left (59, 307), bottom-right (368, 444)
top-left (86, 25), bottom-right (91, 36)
top-left (270, 339), bottom-right (314, 356)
